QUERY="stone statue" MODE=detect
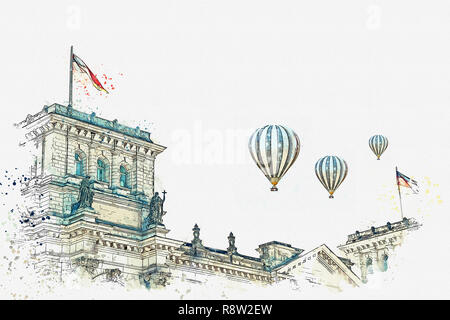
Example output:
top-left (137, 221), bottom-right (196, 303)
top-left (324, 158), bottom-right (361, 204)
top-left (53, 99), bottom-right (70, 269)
top-left (71, 176), bottom-right (94, 214)
top-left (143, 190), bottom-right (166, 229)
top-left (227, 232), bottom-right (237, 254)
top-left (192, 224), bottom-right (201, 245)
top-left (190, 224), bottom-right (204, 256)
top-left (73, 256), bottom-right (99, 276)
top-left (92, 268), bottom-right (123, 285)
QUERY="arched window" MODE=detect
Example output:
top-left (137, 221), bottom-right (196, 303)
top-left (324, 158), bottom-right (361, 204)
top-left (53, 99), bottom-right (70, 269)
top-left (381, 254), bottom-right (388, 272)
top-left (366, 257), bottom-right (373, 274)
top-left (75, 152), bottom-right (84, 176)
top-left (97, 159), bottom-right (107, 182)
top-left (119, 165), bottom-right (129, 188)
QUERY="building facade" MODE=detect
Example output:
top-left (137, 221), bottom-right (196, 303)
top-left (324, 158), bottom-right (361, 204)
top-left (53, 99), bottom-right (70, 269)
top-left (338, 217), bottom-right (420, 283)
top-left (17, 104), bottom-right (363, 290)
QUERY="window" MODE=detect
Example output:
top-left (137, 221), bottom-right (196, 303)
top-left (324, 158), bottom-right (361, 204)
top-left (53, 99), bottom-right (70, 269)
top-left (97, 159), bottom-right (107, 182)
top-left (75, 153), bottom-right (84, 176)
top-left (366, 257), bottom-right (373, 274)
top-left (381, 254), bottom-right (388, 272)
top-left (120, 165), bottom-right (129, 188)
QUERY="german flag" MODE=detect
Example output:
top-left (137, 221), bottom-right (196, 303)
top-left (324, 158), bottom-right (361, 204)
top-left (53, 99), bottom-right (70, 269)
top-left (73, 54), bottom-right (109, 94)
top-left (396, 170), bottom-right (419, 194)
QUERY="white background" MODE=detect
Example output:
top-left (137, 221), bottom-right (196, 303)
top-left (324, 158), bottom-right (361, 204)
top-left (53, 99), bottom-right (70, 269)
top-left (0, 0), bottom-right (449, 298)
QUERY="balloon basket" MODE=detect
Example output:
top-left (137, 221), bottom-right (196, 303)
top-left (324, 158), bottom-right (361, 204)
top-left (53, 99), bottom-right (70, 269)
top-left (270, 186), bottom-right (278, 192)
top-left (329, 195), bottom-right (334, 199)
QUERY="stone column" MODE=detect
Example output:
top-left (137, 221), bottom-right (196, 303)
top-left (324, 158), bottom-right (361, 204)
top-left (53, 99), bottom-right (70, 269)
top-left (87, 142), bottom-right (97, 179)
top-left (376, 249), bottom-right (388, 272)
top-left (110, 150), bottom-right (120, 189)
top-left (136, 153), bottom-right (145, 194)
top-left (375, 249), bottom-right (382, 271)
top-left (64, 126), bottom-right (71, 175)
top-left (142, 156), bottom-right (153, 197)
top-left (131, 154), bottom-right (137, 194)
top-left (132, 148), bottom-right (145, 195)
top-left (148, 156), bottom-right (155, 196)
top-left (359, 254), bottom-right (368, 283)
top-left (38, 136), bottom-right (45, 177)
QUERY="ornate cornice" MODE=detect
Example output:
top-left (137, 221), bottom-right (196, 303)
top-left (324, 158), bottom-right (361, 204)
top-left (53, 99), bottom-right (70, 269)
top-left (19, 104), bottom-right (166, 157)
top-left (168, 255), bottom-right (270, 281)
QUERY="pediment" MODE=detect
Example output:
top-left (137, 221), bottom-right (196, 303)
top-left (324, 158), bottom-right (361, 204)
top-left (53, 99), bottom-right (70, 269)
top-left (273, 244), bottom-right (362, 287)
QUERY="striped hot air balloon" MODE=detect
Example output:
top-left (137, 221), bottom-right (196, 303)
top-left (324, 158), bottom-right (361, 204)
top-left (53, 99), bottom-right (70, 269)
top-left (248, 125), bottom-right (300, 191)
top-left (315, 156), bottom-right (348, 198)
top-left (369, 135), bottom-right (388, 160)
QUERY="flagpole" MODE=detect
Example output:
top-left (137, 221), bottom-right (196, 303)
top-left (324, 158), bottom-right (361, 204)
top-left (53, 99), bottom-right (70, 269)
top-left (396, 166), bottom-right (404, 219)
top-left (69, 45), bottom-right (73, 107)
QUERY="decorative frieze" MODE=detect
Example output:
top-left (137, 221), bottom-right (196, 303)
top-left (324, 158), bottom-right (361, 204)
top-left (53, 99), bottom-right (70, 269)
top-left (72, 256), bottom-right (100, 276)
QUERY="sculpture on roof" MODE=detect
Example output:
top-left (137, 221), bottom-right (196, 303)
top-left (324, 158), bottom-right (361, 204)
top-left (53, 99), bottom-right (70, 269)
top-left (190, 224), bottom-right (204, 256)
top-left (227, 232), bottom-right (237, 254)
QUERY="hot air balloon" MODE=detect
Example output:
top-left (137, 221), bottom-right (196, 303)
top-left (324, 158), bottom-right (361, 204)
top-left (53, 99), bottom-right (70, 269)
top-left (315, 156), bottom-right (348, 198)
top-left (248, 125), bottom-right (300, 191)
top-left (369, 135), bottom-right (388, 160)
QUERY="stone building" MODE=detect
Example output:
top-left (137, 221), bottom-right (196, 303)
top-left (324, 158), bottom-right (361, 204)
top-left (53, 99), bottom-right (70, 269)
top-left (338, 217), bottom-right (420, 283)
top-left (17, 104), bottom-right (362, 290)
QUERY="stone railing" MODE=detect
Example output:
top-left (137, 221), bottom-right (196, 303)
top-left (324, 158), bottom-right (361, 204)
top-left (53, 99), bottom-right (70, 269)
top-left (346, 217), bottom-right (418, 244)
top-left (20, 104), bottom-right (153, 143)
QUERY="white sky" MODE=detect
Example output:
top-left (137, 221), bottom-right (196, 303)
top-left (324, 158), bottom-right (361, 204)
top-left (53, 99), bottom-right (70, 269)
top-left (0, 1), bottom-right (449, 265)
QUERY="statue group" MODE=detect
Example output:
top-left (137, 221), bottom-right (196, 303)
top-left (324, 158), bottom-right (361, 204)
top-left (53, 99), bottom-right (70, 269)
top-left (143, 191), bottom-right (167, 230)
top-left (71, 176), bottom-right (95, 214)
top-left (71, 176), bottom-right (167, 231)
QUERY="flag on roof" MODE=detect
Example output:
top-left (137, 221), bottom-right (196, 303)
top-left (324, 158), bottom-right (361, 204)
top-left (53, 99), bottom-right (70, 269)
top-left (396, 169), bottom-right (419, 194)
top-left (72, 54), bottom-right (109, 94)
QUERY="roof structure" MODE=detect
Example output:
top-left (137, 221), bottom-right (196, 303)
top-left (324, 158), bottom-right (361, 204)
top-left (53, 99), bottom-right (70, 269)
top-left (343, 217), bottom-right (420, 245)
top-left (18, 103), bottom-right (153, 143)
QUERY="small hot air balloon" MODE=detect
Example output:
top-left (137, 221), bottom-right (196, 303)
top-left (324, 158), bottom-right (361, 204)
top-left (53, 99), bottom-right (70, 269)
top-left (369, 135), bottom-right (388, 160)
top-left (315, 156), bottom-right (348, 198)
top-left (248, 125), bottom-right (300, 191)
